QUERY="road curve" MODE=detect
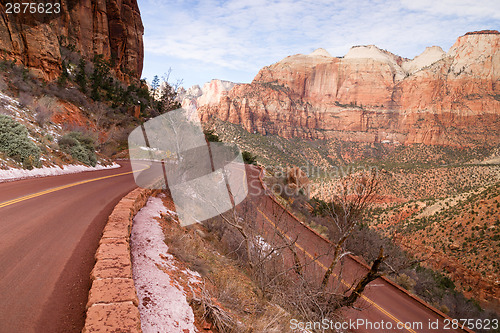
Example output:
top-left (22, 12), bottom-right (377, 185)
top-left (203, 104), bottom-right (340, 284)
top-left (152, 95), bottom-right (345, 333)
top-left (244, 165), bottom-right (469, 333)
top-left (0, 161), bottom-right (142, 333)
top-left (0, 161), bottom-right (472, 333)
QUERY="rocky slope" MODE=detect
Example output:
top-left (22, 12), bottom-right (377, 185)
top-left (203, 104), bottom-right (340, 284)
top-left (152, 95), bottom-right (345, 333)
top-left (371, 176), bottom-right (500, 309)
top-left (0, 0), bottom-right (144, 82)
top-left (199, 31), bottom-right (500, 147)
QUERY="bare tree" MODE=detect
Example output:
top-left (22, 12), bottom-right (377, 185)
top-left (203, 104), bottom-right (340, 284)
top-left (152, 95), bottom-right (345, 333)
top-left (335, 247), bottom-right (386, 309)
top-left (200, 167), bottom-right (395, 330)
top-left (34, 105), bottom-right (53, 127)
top-left (320, 170), bottom-right (379, 289)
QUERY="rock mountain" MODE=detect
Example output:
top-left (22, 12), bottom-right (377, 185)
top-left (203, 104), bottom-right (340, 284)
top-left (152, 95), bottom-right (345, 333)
top-left (178, 79), bottom-right (238, 119)
top-left (198, 31), bottom-right (500, 147)
top-left (0, 0), bottom-right (144, 82)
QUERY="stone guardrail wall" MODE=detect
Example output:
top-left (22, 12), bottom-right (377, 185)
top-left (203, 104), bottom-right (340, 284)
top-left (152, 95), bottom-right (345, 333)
top-left (82, 187), bottom-right (158, 333)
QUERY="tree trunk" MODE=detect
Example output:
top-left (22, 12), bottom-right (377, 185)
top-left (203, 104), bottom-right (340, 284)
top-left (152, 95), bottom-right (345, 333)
top-left (321, 243), bottom-right (341, 288)
top-left (337, 247), bottom-right (385, 309)
top-left (321, 233), bottom-right (349, 289)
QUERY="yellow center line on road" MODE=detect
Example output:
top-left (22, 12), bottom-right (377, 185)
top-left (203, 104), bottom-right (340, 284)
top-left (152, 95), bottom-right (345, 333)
top-left (256, 206), bottom-right (417, 333)
top-left (0, 163), bottom-right (150, 209)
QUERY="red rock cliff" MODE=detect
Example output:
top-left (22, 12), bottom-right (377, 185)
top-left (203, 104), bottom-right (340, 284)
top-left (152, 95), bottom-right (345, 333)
top-left (0, 0), bottom-right (144, 82)
top-left (199, 31), bottom-right (500, 147)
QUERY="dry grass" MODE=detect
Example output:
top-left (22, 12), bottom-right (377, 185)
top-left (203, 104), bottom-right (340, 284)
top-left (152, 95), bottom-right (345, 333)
top-left (159, 195), bottom-right (295, 332)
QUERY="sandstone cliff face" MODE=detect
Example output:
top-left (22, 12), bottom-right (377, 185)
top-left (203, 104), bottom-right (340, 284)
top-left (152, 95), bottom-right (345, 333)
top-left (199, 31), bottom-right (500, 147)
top-left (0, 0), bottom-right (144, 82)
top-left (178, 79), bottom-right (239, 116)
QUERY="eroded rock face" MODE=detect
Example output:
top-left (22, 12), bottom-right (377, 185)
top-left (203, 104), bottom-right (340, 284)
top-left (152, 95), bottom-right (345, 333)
top-left (287, 166), bottom-right (310, 193)
top-left (0, 0), bottom-right (144, 82)
top-left (199, 31), bottom-right (500, 147)
top-left (179, 79), bottom-right (239, 115)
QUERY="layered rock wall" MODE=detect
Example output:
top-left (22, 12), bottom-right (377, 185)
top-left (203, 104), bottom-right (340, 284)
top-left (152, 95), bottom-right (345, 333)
top-left (0, 0), bottom-right (144, 82)
top-left (178, 79), bottom-right (238, 114)
top-left (199, 31), bottom-right (500, 147)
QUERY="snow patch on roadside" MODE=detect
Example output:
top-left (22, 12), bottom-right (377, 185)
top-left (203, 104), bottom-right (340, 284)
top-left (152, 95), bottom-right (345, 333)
top-left (0, 163), bottom-right (121, 182)
top-left (131, 196), bottom-right (199, 333)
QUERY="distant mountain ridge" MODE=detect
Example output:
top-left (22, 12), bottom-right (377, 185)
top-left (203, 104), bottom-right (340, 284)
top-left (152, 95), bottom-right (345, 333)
top-left (198, 31), bottom-right (500, 147)
top-left (178, 79), bottom-right (239, 116)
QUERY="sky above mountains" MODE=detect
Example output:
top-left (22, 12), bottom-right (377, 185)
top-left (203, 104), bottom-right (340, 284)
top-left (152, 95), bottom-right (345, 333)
top-left (138, 0), bottom-right (499, 88)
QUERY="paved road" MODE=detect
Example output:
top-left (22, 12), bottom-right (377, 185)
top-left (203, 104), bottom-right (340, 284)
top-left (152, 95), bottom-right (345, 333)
top-left (0, 162), bottom-right (143, 333)
top-left (0, 161), bottom-right (470, 333)
top-left (244, 165), bottom-right (469, 333)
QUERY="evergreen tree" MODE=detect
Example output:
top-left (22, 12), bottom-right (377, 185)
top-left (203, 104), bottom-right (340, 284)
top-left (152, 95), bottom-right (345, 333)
top-left (58, 60), bottom-right (69, 86)
top-left (75, 58), bottom-right (87, 93)
top-left (158, 78), bottom-right (181, 113)
top-left (151, 75), bottom-right (160, 100)
top-left (90, 55), bottom-right (111, 101)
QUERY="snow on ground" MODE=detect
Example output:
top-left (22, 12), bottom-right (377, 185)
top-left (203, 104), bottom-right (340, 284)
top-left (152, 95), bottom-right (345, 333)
top-left (131, 196), bottom-right (200, 333)
top-left (0, 163), bottom-right (120, 182)
top-left (0, 91), bottom-right (20, 106)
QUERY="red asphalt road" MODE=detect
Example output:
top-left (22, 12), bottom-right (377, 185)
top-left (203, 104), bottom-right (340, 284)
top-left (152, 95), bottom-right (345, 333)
top-left (0, 161), bottom-right (470, 333)
top-left (244, 165), bottom-right (469, 333)
top-left (0, 161), bottom-right (142, 333)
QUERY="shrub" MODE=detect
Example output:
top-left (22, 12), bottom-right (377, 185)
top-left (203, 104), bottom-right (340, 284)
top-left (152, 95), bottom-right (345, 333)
top-left (58, 131), bottom-right (97, 166)
top-left (396, 273), bottom-right (417, 293)
top-left (18, 91), bottom-right (34, 108)
top-left (242, 150), bottom-right (257, 165)
top-left (0, 114), bottom-right (40, 169)
top-left (34, 105), bottom-right (53, 127)
top-left (204, 129), bottom-right (221, 142)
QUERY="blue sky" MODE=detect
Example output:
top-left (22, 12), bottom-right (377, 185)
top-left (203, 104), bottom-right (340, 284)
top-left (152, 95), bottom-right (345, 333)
top-left (137, 0), bottom-right (499, 88)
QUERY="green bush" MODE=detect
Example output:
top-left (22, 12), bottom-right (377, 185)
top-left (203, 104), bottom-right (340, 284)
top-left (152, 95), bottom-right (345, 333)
top-left (242, 151), bottom-right (257, 165)
top-left (0, 115), bottom-right (40, 169)
top-left (204, 129), bottom-right (221, 142)
top-left (58, 131), bottom-right (97, 166)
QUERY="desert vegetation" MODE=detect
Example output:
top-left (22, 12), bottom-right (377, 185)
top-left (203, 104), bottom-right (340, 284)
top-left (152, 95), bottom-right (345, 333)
top-left (203, 116), bottom-right (500, 322)
top-left (258, 162), bottom-right (500, 331)
top-left (0, 42), bottom-right (183, 169)
top-left (58, 131), bottom-right (97, 166)
top-left (372, 181), bottom-right (500, 307)
top-left (0, 114), bottom-right (40, 169)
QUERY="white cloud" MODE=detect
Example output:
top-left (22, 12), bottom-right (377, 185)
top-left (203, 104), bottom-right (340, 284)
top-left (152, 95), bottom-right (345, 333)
top-left (138, 0), bottom-right (499, 86)
top-left (401, 0), bottom-right (500, 19)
